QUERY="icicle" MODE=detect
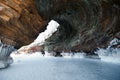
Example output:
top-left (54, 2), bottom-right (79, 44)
top-left (0, 44), bottom-right (3, 60)
top-left (0, 42), bottom-right (15, 69)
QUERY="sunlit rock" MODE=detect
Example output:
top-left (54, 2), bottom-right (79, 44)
top-left (0, 0), bottom-right (45, 48)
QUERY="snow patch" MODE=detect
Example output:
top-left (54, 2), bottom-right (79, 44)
top-left (61, 52), bottom-right (86, 58)
top-left (28, 20), bottom-right (60, 47)
top-left (44, 51), bottom-right (55, 57)
top-left (95, 38), bottom-right (120, 63)
top-left (11, 52), bottom-right (43, 63)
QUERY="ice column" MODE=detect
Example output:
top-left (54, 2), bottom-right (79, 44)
top-left (0, 40), bottom-right (15, 69)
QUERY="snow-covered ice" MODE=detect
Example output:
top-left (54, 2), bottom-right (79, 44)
top-left (61, 52), bottom-right (86, 58)
top-left (0, 53), bottom-right (120, 80)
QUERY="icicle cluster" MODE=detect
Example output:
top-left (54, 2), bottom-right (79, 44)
top-left (0, 40), bottom-right (15, 69)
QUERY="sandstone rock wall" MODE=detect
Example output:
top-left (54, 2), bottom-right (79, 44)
top-left (0, 0), bottom-right (45, 48)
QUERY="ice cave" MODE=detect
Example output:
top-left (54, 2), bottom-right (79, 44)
top-left (0, 0), bottom-right (120, 80)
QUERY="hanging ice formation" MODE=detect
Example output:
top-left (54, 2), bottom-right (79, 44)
top-left (0, 40), bottom-right (15, 69)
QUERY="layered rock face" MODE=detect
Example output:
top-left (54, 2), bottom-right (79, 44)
top-left (0, 0), bottom-right (45, 48)
top-left (35, 0), bottom-right (120, 53)
top-left (0, 0), bottom-right (120, 54)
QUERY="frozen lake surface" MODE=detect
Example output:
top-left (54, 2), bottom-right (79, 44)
top-left (0, 53), bottom-right (120, 80)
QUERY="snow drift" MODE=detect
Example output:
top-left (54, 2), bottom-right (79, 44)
top-left (28, 20), bottom-right (60, 47)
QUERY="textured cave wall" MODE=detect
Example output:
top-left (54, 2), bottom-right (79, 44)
top-left (0, 0), bottom-right (45, 48)
top-left (35, 0), bottom-right (120, 53)
top-left (0, 0), bottom-right (119, 53)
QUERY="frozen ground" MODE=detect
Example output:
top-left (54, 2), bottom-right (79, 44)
top-left (0, 53), bottom-right (120, 80)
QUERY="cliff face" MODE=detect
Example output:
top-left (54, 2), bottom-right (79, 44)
top-left (0, 0), bottom-right (120, 53)
top-left (0, 0), bottom-right (45, 48)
